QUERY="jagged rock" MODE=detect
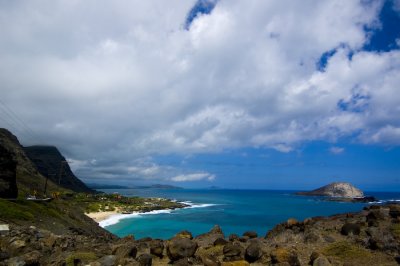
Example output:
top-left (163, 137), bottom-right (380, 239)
top-left (244, 241), bottom-right (262, 262)
top-left (22, 250), bottom-right (41, 265)
top-left (389, 205), bottom-right (400, 218)
top-left (270, 248), bottom-right (300, 266)
top-left (239, 236), bottom-right (249, 242)
top-left (167, 238), bottom-right (198, 261)
top-left (242, 231), bottom-right (257, 239)
top-left (214, 237), bottom-right (228, 246)
top-left (228, 234), bottom-right (240, 242)
top-left (313, 256), bottom-right (331, 266)
top-left (341, 223), bottom-right (361, 236)
top-left (112, 243), bottom-right (138, 260)
top-left (149, 239), bottom-right (164, 258)
top-left (286, 218), bottom-right (299, 227)
top-left (0, 144), bottom-right (18, 198)
top-left (137, 254), bottom-right (152, 266)
top-left (6, 256), bottom-right (25, 266)
top-left (94, 255), bottom-right (117, 266)
top-left (175, 230), bottom-right (193, 239)
top-left (223, 242), bottom-right (244, 261)
top-left (210, 225), bottom-right (223, 235)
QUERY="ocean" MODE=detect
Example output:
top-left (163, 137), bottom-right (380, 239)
top-left (99, 189), bottom-right (399, 240)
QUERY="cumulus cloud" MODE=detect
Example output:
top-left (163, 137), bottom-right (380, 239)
top-left (170, 173), bottom-right (215, 182)
top-left (0, 0), bottom-right (399, 183)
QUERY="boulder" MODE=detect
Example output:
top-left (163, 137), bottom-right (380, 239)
top-left (244, 241), bottom-right (262, 262)
top-left (313, 256), bottom-right (331, 266)
top-left (270, 248), bottom-right (300, 266)
top-left (0, 145), bottom-right (18, 198)
top-left (223, 242), bottom-right (244, 261)
top-left (112, 243), bottom-right (138, 260)
top-left (167, 238), bottom-right (198, 261)
top-left (175, 230), bottom-right (193, 239)
top-left (137, 254), bottom-right (152, 266)
top-left (242, 231), bottom-right (257, 239)
top-left (389, 205), bottom-right (400, 218)
top-left (228, 234), bottom-right (240, 242)
top-left (214, 237), bottom-right (228, 246)
top-left (149, 239), bottom-right (164, 258)
top-left (340, 223), bottom-right (361, 236)
top-left (95, 255), bottom-right (117, 266)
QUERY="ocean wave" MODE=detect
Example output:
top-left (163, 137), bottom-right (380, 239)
top-left (181, 201), bottom-right (219, 209)
top-left (368, 199), bottom-right (400, 204)
top-left (100, 209), bottom-right (173, 228)
top-left (100, 201), bottom-right (217, 228)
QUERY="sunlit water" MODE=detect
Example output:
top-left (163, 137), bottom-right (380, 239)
top-left (99, 189), bottom-right (399, 239)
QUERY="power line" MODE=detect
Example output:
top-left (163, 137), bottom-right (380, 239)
top-left (0, 99), bottom-right (43, 144)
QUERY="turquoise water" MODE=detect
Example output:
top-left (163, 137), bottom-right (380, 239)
top-left (100, 189), bottom-right (399, 240)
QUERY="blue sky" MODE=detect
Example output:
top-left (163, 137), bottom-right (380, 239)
top-left (0, 0), bottom-right (399, 191)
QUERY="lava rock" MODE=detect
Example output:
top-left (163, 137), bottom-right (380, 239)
top-left (137, 254), bottom-right (152, 266)
top-left (167, 238), bottom-right (198, 261)
top-left (223, 242), bottom-right (244, 261)
top-left (243, 231), bottom-right (258, 239)
top-left (175, 230), bottom-right (193, 239)
top-left (214, 237), bottom-right (228, 246)
top-left (150, 239), bottom-right (164, 258)
top-left (341, 223), bottom-right (361, 236)
top-left (245, 241), bottom-right (262, 262)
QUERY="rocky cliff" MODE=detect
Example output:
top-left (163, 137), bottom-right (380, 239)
top-left (297, 182), bottom-right (364, 198)
top-left (0, 144), bottom-right (17, 198)
top-left (0, 128), bottom-right (65, 197)
top-left (24, 146), bottom-right (93, 193)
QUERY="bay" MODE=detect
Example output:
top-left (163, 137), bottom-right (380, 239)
top-left (100, 189), bottom-right (399, 240)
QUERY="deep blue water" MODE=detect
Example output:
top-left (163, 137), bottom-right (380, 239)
top-left (100, 189), bottom-right (399, 240)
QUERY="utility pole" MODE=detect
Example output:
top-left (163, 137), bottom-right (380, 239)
top-left (58, 161), bottom-right (67, 185)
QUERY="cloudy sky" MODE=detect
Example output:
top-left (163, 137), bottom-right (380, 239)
top-left (1, 0), bottom-right (399, 190)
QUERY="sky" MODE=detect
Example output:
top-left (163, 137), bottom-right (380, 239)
top-left (0, 0), bottom-right (399, 191)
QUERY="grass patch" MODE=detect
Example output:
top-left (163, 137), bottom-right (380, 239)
top-left (65, 252), bottom-right (97, 266)
top-left (322, 241), bottom-right (371, 260)
top-left (0, 199), bottom-right (34, 220)
top-left (391, 224), bottom-right (400, 237)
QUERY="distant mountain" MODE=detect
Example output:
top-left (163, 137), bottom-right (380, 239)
top-left (87, 183), bottom-right (131, 189)
top-left (0, 128), bottom-right (67, 197)
top-left (24, 145), bottom-right (94, 193)
top-left (134, 184), bottom-right (183, 189)
top-left (296, 182), bottom-right (364, 198)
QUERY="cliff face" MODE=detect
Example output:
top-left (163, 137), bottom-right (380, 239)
top-left (24, 146), bottom-right (93, 193)
top-left (0, 144), bottom-right (18, 198)
top-left (297, 182), bottom-right (364, 198)
top-left (0, 128), bottom-right (65, 197)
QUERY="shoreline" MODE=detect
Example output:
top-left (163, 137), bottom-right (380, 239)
top-left (85, 201), bottom-right (218, 228)
top-left (85, 211), bottom-right (120, 223)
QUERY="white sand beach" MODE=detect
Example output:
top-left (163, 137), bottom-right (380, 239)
top-left (85, 211), bottom-right (119, 223)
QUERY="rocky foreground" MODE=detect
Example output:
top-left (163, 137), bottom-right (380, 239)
top-left (1, 204), bottom-right (400, 266)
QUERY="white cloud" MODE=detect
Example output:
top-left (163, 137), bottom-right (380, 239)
top-left (0, 0), bottom-right (399, 182)
top-left (170, 173), bottom-right (215, 182)
top-left (329, 147), bottom-right (345, 155)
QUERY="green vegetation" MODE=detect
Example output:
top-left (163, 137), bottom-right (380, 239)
top-left (322, 241), bottom-right (371, 260)
top-left (65, 252), bottom-right (97, 266)
top-left (0, 199), bottom-right (34, 220)
top-left (75, 193), bottom-right (187, 214)
top-left (391, 223), bottom-right (400, 237)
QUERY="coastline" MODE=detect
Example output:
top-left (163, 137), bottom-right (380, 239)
top-left (85, 211), bottom-right (119, 223)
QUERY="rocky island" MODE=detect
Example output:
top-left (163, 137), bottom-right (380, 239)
top-left (296, 182), bottom-right (377, 203)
